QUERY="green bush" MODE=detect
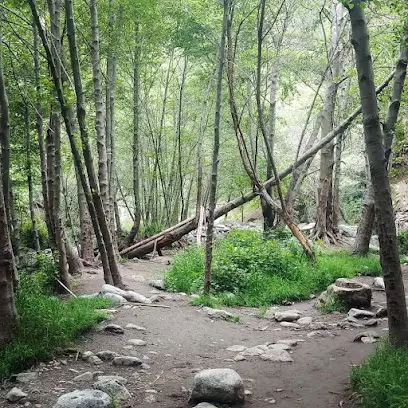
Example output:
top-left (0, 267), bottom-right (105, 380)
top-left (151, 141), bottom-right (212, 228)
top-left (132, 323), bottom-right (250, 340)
top-left (20, 216), bottom-right (49, 250)
top-left (0, 277), bottom-right (111, 379)
top-left (351, 343), bottom-right (408, 408)
top-left (164, 229), bottom-right (382, 306)
top-left (398, 230), bottom-right (408, 255)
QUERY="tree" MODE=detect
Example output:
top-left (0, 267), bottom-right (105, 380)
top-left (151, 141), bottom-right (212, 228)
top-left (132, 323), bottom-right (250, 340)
top-left (346, 0), bottom-right (408, 347)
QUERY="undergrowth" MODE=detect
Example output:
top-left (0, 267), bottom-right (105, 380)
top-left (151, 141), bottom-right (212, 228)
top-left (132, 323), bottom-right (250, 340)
top-left (0, 261), bottom-right (111, 379)
top-left (351, 342), bottom-right (408, 408)
top-left (164, 229), bottom-right (381, 307)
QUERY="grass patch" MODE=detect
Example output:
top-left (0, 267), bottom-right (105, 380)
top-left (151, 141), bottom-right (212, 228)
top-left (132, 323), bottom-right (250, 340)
top-left (0, 272), bottom-right (111, 379)
top-left (164, 229), bottom-right (381, 307)
top-left (317, 296), bottom-right (347, 314)
top-left (351, 342), bottom-right (408, 408)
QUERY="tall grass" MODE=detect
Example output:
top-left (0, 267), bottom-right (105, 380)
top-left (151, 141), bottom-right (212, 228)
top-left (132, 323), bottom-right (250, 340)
top-left (164, 229), bottom-right (381, 307)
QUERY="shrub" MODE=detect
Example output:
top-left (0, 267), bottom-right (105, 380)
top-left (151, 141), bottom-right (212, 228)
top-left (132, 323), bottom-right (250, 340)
top-left (164, 229), bottom-right (382, 307)
top-left (398, 230), bottom-right (408, 255)
top-left (350, 343), bottom-right (408, 408)
top-left (20, 216), bottom-right (49, 250)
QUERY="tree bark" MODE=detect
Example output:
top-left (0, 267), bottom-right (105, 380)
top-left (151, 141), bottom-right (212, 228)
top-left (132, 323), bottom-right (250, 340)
top-left (348, 1), bottom-right (408, 348)
top-left (204, 0), bottom-right (228, 295)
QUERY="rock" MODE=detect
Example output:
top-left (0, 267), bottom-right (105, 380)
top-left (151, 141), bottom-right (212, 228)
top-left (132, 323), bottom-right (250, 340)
top-left (192, 404), bottom-right (218, 408)
top-left (103, 324), bottom-right (124, 334)
top-left (88, 356), bottom-right (103, 365)
top-left (53, 389), bottom-right (112, 408)
top-left (280, 322), bottom-right (300, 329)
top-left (7, 388), bottom-right (27, 403)
top-left (15, 372), bottom-right (38, 383)
top-left (125, 323), bottom-right (147, 331)
top-left (326, 278), bottom-right (372, 309)
top-left (242, 345), bottom-right (268, 356)
top-left (260, 349), bottom-right (294, 362)
top-left (102, 293), bottom-right (127, 306)
top-left (274, 311), bottom-right (300, 322)
top-left (100, 284), bottom-right (128, 298)
top-left (125, 291), bottom-right (152, 304)
top-left (149, 280), bottom-right (165, 290)
top-left (95, 351), bottom-right (120, 361)
top-left (263, 307), bottom-right (279, 320)
top-left (81, 351), bottom-right (95, 361)
top-left (226, 345), bottom-right (247, 352)
top-left (73, 372), bottom-right (95, 382)
top-left (202, 307), bottom-right (239, 322)
top-left (112, 356), bottom-right (143, 367)
top-left (373, 277), bottom-right (385, 290)
top-left (361, 336), bottom-right (378, 344)
top-left (127, 339), bottom-right (147, 347)
top-left (93, 379), bottom-right (131, 401)
top-left (353, 331), bottom-right (381, 342)
top-left (268, 343), bottom-right (291, 351)
top-left (348, 308), bottom-right (375, 319)
top-left (376, 306), bottom-right (387, 318)
top-left (298, 316), bottom-right (313, 326)
top-left (234, 354), bottom-right (246, 361)
top-left (97, 376), bottom-right (127, 385)
top-left (275, 339), bottom-right (300, 346)
top-left (364, 319), bottom-right (378, 327)
top-left (189, 368), bottom-right (245, 404)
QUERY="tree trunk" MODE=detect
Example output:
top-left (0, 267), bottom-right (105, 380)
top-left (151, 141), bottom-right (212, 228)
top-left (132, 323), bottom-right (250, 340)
top-left (353, 17), bottom-right (408, 255)
top-left (348, 1), bottom-right (408, 348)
top-left (204, 0), bottom-right (228, 295)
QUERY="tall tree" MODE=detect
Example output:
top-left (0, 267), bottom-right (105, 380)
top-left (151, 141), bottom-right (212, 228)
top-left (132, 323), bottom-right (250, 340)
top-left (347, 0), bottom-right (408, 347)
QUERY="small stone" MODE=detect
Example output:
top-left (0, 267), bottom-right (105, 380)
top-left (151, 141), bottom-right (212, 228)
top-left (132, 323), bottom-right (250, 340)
top-left (348, 308), bottom-right (375, 319)
top-left (103, 324), bottom-right (124, 334)
top-left (298, 316), bottom-right (313, 326)
top-left (53, 389), bottom-right (111, 408)
top-left (81, 351), bottom-right (95, 361)
top-left (364, 319), bottom-right (378, 327)
top-left (202, 307), bottom-right (239, 322)
top-left (280, 321), bottom-right (301, 329)
top-left (353, 331), bottom-right (381, 342)
top-left (268, 343), bottom-right (291, 351)
top-left (7, 387), bottom-right (27, 402)
top-left (127, 339), bottom-right (147, 346)
top-left (141, 363), bottom-right (151, 370)
top-left (242, 346), bottom-right (268, 356)
top-left (112, 356), bottom-right (143, 367)
top-left (192, 404), bottom-right (218, 408)
top-left (93, 379), bottom-right (131, 401)
top-left (88, 355), bottom-right (103, 365)
top-left (149, 279), bottom-right (165, 290)
top-left (373, 277), bottom-right (385, 290)
top-left (275, 339), bottom-right (300, 346)
top-left (361, 336), bottom-right (377, 344)
top-left (73, 372), bottom-right (94, 382)
top-left (96, 350), bottom-right (120, 361)
top-left (234, 354), bottom-right (246, 362)
top-left (125, 291), bottom-right (152, 304)
top-left (260, 349), bottom-right (294, 362)
top-left (15, 372), bottom-right (38, 383)
top-left (307, 331), bottom-right (319, 338)
top-left (226, 345), bottom-right (247, 352)
top-left (274, 311), bottom-right (301, 322)
top-left (244, 389), bottom-right (252, 395)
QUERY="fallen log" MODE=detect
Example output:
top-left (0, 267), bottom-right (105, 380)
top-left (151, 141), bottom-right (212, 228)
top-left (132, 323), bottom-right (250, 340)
top-left (121, 71), bottom-right (394, 259)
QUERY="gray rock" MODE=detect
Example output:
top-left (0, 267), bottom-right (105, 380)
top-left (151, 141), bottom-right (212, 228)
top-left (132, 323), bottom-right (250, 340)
top-left (361, 336), bottom-right (378, 344)
top-left (97, 376), bottom-right (127, 385)
top-left (353, 331), bottom-right (381, 342)
top-left (192, 403), bottom-right (218, 408)
top-left (268, 343), bottom-right (291, 351)
top-left (149, 280), bottom-right (165, 290)
top-left (373, 277), bottom-right (385, 290)
top-left (81, 351), bottom-right (95, 361)
top-left (88, 356), bottom-right (103, 366)
top-left (16, 372), bottom-right (38, 383)
top-left (73, 372), bottom-right (95, 382)
top-left (103, 324), bottom-right (124, 334)
top-left (260, 349), bottom-right (294, 362)
top-left (274, 311), bottom-right (300, 322)
top-left (125, 291), bottom-right (152, 304)
top-left (7, 387), bottom-right (27, 403)
top-left (127, 339), bottom-right (147, 347)
top-left (326, 278), bottom-right (372, 309)
top-left (226, 345), bottom-right (247, 352)
top-left (189, 368), bottom-right (245, 404)
top-left (202, 307), bottom-right (239, 322)
top-left (93, 379), bottom-right (131, 401)
top-left (298, 316), bottom-right (313, 326)
top-left (112, 356), bottom-right (143, 367)
top-left (53, 389), bottom-right (112, 408)
top-left (125, 323), bottom-right (147, 331)
top-left (241, 345), bottom-right (268, 356)
top-left (348, 308), bottom-right (375, 319)
top-left (100, 284), bottom-right (128, 298)
top-left (364, 319), bottom-right (378, 327)
top-left (280, 321), bottom-right (301, 329)
top-left (95, 351), bottom-right (120, 361)
top-left (275, 339), bottom-right (300, 346)
top-left (102, 293), bottom-right (127, 306)
top-left (234, 354), bottom-right (246, 361)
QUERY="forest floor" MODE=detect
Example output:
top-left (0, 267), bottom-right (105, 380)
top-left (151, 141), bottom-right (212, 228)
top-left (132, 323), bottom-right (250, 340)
top-left (0, 255), bottom-right (395, 408)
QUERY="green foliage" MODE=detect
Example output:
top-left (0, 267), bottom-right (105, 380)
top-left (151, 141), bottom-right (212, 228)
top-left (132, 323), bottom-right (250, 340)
top-left (164, 230), bottom-right (381, 306)
top-left (0, 281), bottom-right (111, 379)
top-left (20, 216), bottom-right (49, 250)
top-left (317, 296), bottom-right (347, 314)
top-left (141, 220), bottom-right (165, 238)
top-left (397, 230), bottom-right (408, 255)
top-left (350, 342), bottom-right (408, 408)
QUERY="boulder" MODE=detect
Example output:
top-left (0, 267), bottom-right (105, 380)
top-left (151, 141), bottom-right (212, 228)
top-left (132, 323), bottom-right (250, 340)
top-left (93, 379), bottom-right (131, 401)
top-left (323, 278), bottom-right (372, 310)
top-left (189, 368), bottom-right (245, 404)
top-left (53, 389), bottom-right (112, 408)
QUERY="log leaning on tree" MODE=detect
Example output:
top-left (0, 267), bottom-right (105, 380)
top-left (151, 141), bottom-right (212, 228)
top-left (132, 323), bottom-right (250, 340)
top-left (120, 71), bottom-right (395, 259)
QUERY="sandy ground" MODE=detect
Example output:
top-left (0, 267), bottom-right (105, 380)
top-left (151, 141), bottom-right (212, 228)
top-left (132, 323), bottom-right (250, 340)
top-left (0, 256), bottom-right (390, 408)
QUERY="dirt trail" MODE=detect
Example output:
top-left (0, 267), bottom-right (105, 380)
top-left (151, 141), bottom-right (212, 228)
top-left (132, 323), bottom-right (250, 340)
top-left (0, 257), bottom-right (389, 408)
